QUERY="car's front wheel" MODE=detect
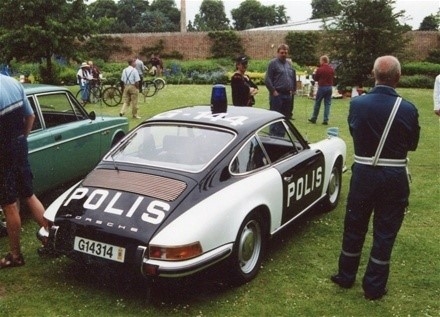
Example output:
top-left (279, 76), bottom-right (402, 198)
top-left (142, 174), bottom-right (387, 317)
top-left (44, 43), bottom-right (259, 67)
top-left (322, 161), bottom-right (342, 211)
top-left (228, 211), bottom-right (266, 285)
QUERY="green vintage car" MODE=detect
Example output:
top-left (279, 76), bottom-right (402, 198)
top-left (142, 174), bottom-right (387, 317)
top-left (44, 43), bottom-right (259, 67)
top-left (25, 84), bottom-right (129, 194)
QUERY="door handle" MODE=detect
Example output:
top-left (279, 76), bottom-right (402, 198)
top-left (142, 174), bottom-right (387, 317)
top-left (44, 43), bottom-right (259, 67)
top-left (284, 175), bottom-right (293, 182)
top-left (54, 134), bottom-right (62, 141)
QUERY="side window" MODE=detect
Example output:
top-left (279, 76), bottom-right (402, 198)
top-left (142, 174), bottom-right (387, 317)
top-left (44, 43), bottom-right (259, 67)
top-left (257, 121), bottom-right (300, 163)
top-left (231, 137), bottom-right (268, 174)
top-left (37, 93), bottom-right (84, 128)
top-left (27, 96), bottom-right (42, 132)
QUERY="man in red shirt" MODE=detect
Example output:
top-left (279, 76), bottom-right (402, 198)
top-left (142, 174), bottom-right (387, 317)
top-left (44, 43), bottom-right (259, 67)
top-left (308, 55), bottom-right (335, 125)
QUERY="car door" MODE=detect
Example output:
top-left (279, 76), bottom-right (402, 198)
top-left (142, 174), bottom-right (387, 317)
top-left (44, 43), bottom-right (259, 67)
top-left (27, 95), bottom-right (57, 194)
top-left (33, 91), bottom-right (102, 190)
top-left (258, 120), bottom-right (325, 225)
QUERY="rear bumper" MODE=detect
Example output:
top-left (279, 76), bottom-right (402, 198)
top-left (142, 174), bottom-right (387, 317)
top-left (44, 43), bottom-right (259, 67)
top-left (141, 243), bottom-right (233, 278)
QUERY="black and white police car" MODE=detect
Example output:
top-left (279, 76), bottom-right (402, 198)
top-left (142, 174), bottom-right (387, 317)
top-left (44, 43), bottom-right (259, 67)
top-left (43, 105), bottom-right (346, 285)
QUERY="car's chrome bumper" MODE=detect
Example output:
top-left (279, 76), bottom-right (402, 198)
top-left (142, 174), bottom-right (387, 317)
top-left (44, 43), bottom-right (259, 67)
top-left (140, 243), bottom-right (234, 278)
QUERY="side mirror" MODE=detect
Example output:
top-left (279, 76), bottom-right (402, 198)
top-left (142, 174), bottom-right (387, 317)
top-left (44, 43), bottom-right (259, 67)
top-left (89, 111), bottom-right (96, 120)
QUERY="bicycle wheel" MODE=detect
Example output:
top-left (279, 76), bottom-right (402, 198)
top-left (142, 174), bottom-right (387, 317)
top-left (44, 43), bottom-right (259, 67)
top-left (154, 78), bottom-right (166, 90)
top-left (76, 88), bottom-right (84, 103)
top-left (89, 86), bottom-right (101, 104)
top-left (102, 86), bottom-right (122, 107)
top-left (142, 81), bottom-right (157, 98)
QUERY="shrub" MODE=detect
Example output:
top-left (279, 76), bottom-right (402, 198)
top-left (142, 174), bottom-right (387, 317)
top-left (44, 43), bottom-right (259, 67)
top-left (401, 62), bottom-right (440, 77)
top-left (208, 31), bottom-right (244, 59)
top-left (398, 75), bottom-right (434, 89)
top-left (59, 68), bottom-right (78, 85)
top-left (425, 49), bottom-right (440, 64)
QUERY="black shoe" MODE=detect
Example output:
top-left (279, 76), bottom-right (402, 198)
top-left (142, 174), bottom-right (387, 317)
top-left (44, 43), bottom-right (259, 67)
top-left (364, 289), bottom-right (388, 300)
top-left (119, 113), bottom-right (123, 117)
top-left (330, 274), bottom-right (354, 289)
top-left (37, 244), bottom-right (59, 258)
top-left (0, 221), bottom-right (7, 237)
top-left (322, 121), bottom-right (328, 125)
top-left (308, 119), bottom-right (316, 124)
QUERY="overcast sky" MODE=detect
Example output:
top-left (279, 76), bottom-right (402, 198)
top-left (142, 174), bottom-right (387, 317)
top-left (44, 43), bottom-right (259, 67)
top-left (177, 0), bottom-right (439, 30)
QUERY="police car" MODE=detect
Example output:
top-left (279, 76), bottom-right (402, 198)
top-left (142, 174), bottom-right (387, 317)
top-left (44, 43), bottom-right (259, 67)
top-left (43, 105), bottom-right (346, 285)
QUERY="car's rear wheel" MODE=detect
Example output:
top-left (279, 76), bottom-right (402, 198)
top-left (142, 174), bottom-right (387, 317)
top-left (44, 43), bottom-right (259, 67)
top-left (322, 162), bottom-right (342, 211)
top-left (229, 211), bottom-right (266, 285)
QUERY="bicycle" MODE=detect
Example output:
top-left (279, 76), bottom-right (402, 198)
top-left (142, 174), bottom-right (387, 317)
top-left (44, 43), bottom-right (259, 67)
top-left (141, 79), bottom-right (158, 99)
top-left (76, 80), bottom-right (122, 107)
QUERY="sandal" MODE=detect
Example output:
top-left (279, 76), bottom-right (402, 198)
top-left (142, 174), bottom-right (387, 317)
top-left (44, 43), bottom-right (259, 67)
top-left (0, 252), bottom-right (25, 269)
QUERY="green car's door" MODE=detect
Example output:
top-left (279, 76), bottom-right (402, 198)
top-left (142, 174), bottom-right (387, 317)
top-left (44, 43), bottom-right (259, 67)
top-left (29, 92), bottom-right (102, 193)
top-left (27, 95), bottom-right (57, 194)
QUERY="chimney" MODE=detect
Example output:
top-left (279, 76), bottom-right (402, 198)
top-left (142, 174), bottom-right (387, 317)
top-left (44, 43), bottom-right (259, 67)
top-left (180, 0), bottom-right (187, 32)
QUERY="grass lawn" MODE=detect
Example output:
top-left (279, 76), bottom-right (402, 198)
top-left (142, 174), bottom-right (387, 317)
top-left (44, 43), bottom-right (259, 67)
top-left (0, 84), bottom-right (439, 317)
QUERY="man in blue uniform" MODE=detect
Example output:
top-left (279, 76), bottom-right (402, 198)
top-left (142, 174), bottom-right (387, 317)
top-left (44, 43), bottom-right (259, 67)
top-left (0, 74), bottom-right (49, 268)
top-left (331, 56), bottom-right (420, 300)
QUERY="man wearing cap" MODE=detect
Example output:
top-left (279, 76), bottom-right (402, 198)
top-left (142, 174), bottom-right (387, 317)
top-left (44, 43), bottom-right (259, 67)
top-left (120, 58), bottom-right (141, 119)
top-left (76, 62), bottom-right (93, 105)
top-left (231, 56), bottom-right (258, 107)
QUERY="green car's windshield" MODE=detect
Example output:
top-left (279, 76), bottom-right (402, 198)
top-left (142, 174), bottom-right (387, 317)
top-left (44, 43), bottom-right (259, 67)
top-left (106, 123), bottom-right (235, 173)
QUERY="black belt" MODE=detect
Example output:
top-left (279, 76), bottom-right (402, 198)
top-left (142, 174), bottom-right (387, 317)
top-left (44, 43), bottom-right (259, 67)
top-left (277, 90), bottom-right (291, 94)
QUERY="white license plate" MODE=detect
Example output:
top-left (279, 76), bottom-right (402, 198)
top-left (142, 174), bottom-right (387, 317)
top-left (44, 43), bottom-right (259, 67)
top-left (74, 236), bottom-right (125, 263)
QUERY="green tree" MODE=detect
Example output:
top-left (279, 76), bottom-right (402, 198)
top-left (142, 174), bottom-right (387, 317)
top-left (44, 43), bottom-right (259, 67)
top-left (150, 0), bottom-right (180, 31)
top-left (87, 0), bottom-right (119, 33)
top-left (192, 0), bottom-right (230, 31)
top-left (311, 0), bottom-right (342, 19)
top-left (231, 0), bottom-right (289, 30)
top-left (418, 14), bottom-right (439, 31)
top-left (323, 0), bottom-right (410, 88)
top-left (0, 0), bottom-right (94, 84)
top-left (208, 31), bottom-right (244, 58)
top-left (116, 0), bottom-right (149, 31)
top-left (136, 11), bottom-right (178, 32)
top-left (285, 32), bottom-right (321, 66)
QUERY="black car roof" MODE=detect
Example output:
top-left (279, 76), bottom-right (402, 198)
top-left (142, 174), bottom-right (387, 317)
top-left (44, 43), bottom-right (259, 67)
top-left (146, 105), bottom-right (284, 134)
top-left (23, 84), bottom-right (69, 95)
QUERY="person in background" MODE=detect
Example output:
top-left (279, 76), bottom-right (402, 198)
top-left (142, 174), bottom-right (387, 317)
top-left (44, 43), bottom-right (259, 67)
top-left (331, 56), bottom-right (420, 300)
top-left (0, 74), bottom-right (50, 268)
top-left (76, 62), bottom-right (93, 105)
top-left (88, 60), bottom-right (101, 88)
top-left (119, 58), bottom-right (141, 119)
top-left (433, 74), bottom-right (440, 116)
top-left (134, 56), bottom-right (147, 93)
top-left (149, 53), bottom-right (163, 77)
top-left (231, 56), bottom-right (258, 107)
top-left (308, 55), bottom-right (335, 125)
top-left (265, 44), bottom-right (296, 120)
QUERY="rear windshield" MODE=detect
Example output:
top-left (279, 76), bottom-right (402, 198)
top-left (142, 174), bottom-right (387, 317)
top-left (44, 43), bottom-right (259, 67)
top-left (106, 123), bottom-right (235, 173)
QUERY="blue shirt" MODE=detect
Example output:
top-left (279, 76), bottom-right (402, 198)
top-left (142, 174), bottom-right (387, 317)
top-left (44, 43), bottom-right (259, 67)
top-left (121, 65), bottom-right (140, 85)
top-left (264, 58), bottom-right (296, 93)
top-left (0, 74), bottom-right (33, 115)
top-left (348, 85), bottom-right (420, 159)
top-left (0, 74), bottom-right (33, 151)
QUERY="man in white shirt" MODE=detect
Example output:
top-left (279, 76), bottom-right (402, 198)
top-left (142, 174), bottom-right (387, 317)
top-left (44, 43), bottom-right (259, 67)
top-left (120, 58), bottom-right (141, 119)
top-left (433, 74), bottom-right (440, 116)
top-left (134, 57), bottom-right (147, 93)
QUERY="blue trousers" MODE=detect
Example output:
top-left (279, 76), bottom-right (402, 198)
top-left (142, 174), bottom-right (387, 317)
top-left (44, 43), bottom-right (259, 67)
top-left (337, 163), bottom-right (409, 296)
top-left (311, 85), bottom-right (332, 122)
top-left (269, 93), bottom-right (292, 136)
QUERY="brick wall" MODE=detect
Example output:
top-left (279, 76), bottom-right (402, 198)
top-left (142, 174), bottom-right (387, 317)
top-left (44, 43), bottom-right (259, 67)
top-left (109, 30), bottom-right (439, 62)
